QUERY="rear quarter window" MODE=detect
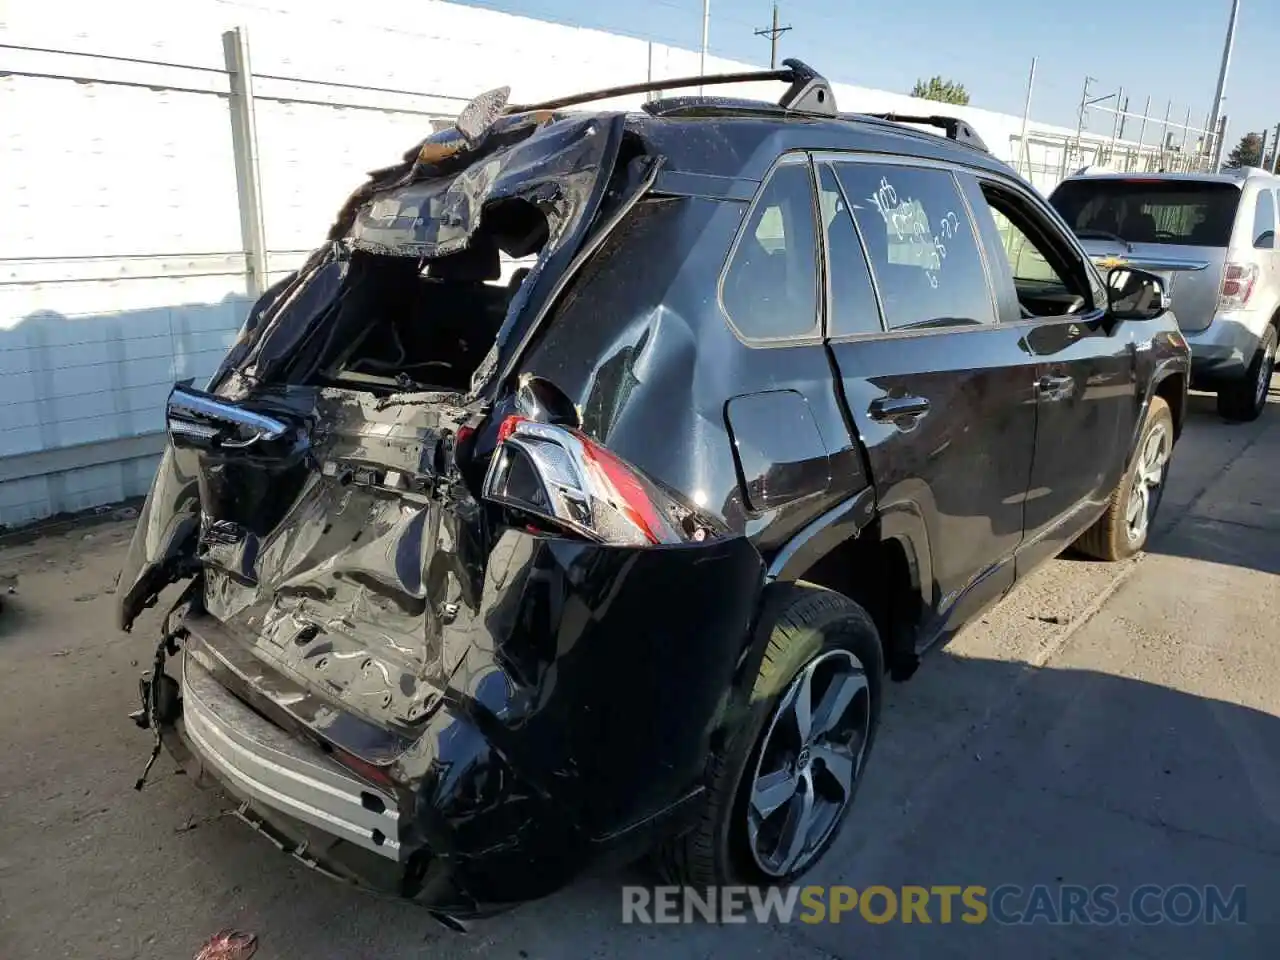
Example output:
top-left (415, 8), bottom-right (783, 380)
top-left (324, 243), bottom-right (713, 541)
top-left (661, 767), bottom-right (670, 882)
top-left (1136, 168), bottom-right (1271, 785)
top-left (1050, 179), bottom-right (1242, 247)
top-left (722, 162), bottom-right (821, 340)
top-left (1252, 189), bottom-right (1276, 248)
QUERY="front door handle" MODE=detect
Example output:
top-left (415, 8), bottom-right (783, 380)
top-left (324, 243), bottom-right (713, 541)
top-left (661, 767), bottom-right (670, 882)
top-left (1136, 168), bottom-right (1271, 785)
top-left (869, 395), bottom-right (931, 422)
top-left (1036, 375), bottom-right (1075, 401)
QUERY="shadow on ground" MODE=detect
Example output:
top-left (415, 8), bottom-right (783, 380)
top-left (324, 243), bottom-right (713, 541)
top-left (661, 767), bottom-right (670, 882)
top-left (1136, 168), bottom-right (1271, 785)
top-left (6, 647), bottom-right (1270, 959)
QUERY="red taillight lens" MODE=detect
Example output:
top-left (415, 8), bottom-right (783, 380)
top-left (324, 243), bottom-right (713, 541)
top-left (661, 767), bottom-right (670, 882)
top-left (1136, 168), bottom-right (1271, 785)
top-left (579, 438), bottom-right (668, 544)
top-left (482, 415), bottom-right (710, 546)
top-left (495, 415), bottom-right (525, 444)
top-left (1220, 261), bottom-right (1259, 309)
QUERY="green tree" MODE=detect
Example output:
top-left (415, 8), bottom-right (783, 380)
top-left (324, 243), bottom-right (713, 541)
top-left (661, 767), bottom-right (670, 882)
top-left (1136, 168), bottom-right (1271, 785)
top-left (1224, 132), bottom-right (1264, 168)
top-left (910, 76), bottom-right (970, 106)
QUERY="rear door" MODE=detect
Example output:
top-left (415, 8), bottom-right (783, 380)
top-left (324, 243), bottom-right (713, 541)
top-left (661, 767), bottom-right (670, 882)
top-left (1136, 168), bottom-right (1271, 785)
top-left (816, 155), bottom-right (1038, 641)
top-left (1049, 177), bottom-right (1241, 333)
top-left (960, 170), bottom-right (1138, 571)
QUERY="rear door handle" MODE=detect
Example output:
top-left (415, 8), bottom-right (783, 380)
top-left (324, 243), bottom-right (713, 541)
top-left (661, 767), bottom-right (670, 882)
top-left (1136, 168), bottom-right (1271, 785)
top-left (1036, 375), bottom-right (1075, 401)
top-left (869, 395), bottom-right (930, 421)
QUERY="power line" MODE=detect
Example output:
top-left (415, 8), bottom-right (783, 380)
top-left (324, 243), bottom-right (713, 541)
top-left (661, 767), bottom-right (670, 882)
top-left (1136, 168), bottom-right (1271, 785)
top-left (753, 2), bottom-right (793, 70)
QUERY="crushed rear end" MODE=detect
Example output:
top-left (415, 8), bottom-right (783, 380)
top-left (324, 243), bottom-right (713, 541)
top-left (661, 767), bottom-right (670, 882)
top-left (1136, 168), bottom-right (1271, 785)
top-left (117, 91), bottom-right (764, 916)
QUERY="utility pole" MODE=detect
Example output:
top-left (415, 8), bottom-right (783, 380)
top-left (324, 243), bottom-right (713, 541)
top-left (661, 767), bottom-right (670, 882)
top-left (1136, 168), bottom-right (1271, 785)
top-left (1207, 0), bottom-right (1242, 171)
top-left (1017, 57), bottom-right (1037, 178)
top-left (754, 2), bottom-right (793, 69)
top-left (1072, 76), bottom-right (1094, 170)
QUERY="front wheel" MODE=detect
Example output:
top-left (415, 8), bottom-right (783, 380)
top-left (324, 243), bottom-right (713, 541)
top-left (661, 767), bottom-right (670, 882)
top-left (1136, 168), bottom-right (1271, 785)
top-left (1075, 395), bottom-right (1174, 561)
top-left (657, 583), bottom-right (884, 888)
top-left (1216, 324), bottom-right (1276, 422)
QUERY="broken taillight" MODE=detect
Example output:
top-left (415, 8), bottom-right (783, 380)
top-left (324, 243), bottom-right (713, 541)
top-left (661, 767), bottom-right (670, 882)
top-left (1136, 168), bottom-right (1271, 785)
top-left (1219, 261), bottom-right (1260, 310)
top-left (482, 416), bottom-right (710, 546)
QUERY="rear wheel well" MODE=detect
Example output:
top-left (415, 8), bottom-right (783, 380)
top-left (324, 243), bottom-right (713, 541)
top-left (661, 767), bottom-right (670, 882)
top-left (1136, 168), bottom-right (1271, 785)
top-left (1154, 371), bottom-right (1187, 440)
top-left (799, 527), bottom-right (923, 680)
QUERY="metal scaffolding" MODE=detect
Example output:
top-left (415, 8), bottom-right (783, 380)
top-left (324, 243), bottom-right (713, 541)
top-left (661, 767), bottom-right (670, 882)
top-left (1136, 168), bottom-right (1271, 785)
top-left (1010, 73), bottom-right (1219, 194)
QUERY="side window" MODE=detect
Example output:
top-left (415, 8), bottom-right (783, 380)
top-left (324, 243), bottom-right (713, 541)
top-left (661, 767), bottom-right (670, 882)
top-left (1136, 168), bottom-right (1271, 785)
top-left (832, 163), bottom-right (996, 330)
top-left (816, 163), bottom-right (884, 337)
top-left (989, 209), bottom-right (1061, 284)
top-left (973, 181), bottom-right (1094, 319)
top-left (722, 162), bottom-right (820, 340)
top-left (1253, 189), bottom-right (1275, 249)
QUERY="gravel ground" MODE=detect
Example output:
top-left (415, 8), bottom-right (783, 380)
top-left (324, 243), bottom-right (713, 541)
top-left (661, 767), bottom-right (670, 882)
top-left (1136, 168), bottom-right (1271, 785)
top-left (1, 389), bottom-right (1278, 959)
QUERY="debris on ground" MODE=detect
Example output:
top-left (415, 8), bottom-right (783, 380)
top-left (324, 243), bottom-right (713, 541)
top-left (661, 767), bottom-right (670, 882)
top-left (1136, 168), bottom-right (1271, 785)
top-left (175, 809), bottom-right (234, 834)
top-left (194, 930), bottom-right (258, 960)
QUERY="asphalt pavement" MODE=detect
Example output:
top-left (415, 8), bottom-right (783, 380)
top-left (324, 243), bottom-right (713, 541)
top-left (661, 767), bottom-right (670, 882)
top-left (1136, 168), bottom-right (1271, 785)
top-left (1, 386), bottom-right (1277, 959)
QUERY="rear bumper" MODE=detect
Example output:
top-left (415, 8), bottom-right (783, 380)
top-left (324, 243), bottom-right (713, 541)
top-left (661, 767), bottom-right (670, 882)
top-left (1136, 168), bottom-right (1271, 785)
top-left (159, 528), bottom-right (765, 915)
top-left (180, 654), bottom-right (403, 861)
top-left (1185, 313), bottom-right (1266, 384)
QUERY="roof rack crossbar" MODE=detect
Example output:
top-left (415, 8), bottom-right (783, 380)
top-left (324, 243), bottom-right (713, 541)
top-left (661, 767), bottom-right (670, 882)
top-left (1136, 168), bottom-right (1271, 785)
top-left (857, 113), bottom-right (991, 154)
top-left (504, 59), bottom-right (837, 117)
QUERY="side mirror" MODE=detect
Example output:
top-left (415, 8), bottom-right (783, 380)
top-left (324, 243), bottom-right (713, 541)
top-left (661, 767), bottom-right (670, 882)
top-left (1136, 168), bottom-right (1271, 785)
top-left (1255, 230), bottom-right (1275, 249)
top-left (1106, 267), bottom-right (1170, 322)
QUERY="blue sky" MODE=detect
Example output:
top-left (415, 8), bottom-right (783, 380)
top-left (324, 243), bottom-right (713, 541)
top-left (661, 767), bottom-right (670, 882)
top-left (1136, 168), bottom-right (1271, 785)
top-left (457, 0), bottom-right (1277, 151)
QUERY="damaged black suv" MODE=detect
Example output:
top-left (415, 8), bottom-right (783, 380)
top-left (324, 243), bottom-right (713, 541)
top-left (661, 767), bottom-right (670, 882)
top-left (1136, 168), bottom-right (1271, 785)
top-left (118, 62), bottom-right (1190, 923)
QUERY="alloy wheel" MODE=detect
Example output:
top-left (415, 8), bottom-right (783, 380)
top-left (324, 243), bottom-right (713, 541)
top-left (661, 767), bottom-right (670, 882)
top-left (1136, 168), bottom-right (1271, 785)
top-left (746, 649), bottom-right (871, 878)
top-left (1125, 421), bottom-right (1170, 544)
top-left (1255, 337), bottom-right (1276, 410)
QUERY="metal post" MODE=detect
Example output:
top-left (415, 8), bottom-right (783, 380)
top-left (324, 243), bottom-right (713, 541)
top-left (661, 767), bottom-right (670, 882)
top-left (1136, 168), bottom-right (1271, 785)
top-left (1136, 95), bottom-right (1151, 148)
top-left (1181, 106), bottom-right (1191, 153)
top-left (1136, 95), bottom-right (1151, 171)
top-left (1017, 57), bottom-right (1037, 177)
top-left (1101, 86), bottom-right (1124, 167)
top-left (699, 0), bottom-right (709, 93)
top-left (1272, 122), bottom-right (1280, 172)
top-left (1158, 100), bottom-right (1172, 169)
top-left (1072, 76), bottom-right (1093, 170)
top-left (223, 27), bottom-right (268, 299)
top-left (1207, 0), bottom-right (1242, 160)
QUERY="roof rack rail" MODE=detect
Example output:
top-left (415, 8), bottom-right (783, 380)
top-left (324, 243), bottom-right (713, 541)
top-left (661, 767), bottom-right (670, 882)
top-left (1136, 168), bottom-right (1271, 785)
top-left (856, 113), bottom-right (991, 154)
top-left (504, 58), bottom-right (837, 117)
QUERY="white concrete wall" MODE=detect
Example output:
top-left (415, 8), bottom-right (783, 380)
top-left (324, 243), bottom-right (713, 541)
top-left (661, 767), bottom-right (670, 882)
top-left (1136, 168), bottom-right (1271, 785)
top-left (0, 0), bottom-right (1153, 526)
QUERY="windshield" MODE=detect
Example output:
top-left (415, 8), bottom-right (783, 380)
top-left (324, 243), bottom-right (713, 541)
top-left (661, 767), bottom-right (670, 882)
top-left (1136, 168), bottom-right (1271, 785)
top-left (1050, 179), bottom-right (1241, 247)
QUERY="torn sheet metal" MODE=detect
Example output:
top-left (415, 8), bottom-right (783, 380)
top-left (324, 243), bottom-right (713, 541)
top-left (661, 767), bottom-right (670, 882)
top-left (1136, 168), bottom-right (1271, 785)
top-left (209, 111), bottom-right (621, 397)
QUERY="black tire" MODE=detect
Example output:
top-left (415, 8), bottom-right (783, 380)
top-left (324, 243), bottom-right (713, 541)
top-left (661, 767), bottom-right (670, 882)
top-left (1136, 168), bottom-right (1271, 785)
top-left (656, 582), bottom-right (884, 888)
top-left (1216, 324), bottom-right (1277, 423)
top-left (1075, 395), bottom-right (1174, 561)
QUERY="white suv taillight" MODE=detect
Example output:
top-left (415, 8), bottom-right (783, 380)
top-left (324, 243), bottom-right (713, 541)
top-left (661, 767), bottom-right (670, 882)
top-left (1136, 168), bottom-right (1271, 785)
top-left (483, 415), bottom-right (714, 546)
top-left (1219, 261), bottom-right (1260, 310)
